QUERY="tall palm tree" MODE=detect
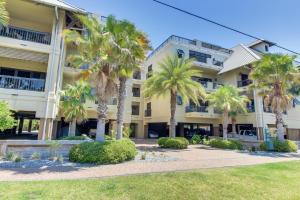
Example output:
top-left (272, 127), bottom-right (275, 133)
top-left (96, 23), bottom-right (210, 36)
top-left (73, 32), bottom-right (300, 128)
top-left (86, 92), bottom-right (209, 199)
top-left (64, 15), bottom-right (117, 142)
top-left (105, 16), bottom-right (151, 140)
top-left (144, 55), bottom-right (206, 137)
top-left (60, 80), bottom-right (94, 136)
top-left (0, 0), bottom-right (9, 26)
top-left (207, 85), bottom-right (248, 140)
top-left (250, 54), bottom-right (300, 141)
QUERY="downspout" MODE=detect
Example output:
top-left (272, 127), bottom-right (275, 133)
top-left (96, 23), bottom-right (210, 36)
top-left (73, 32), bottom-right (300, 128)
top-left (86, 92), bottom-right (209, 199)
top-left (42, 6), bottom-right (59, 140)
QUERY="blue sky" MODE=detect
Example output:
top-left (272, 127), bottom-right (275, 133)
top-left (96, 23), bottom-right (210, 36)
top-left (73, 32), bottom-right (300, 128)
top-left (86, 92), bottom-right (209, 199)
top-left (66, 0), bottom-right (300, 56)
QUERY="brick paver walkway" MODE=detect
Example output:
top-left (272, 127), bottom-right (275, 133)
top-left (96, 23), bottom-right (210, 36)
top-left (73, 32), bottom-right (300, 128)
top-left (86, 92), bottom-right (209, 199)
top-left (0, 144), bottom-right (299, 181)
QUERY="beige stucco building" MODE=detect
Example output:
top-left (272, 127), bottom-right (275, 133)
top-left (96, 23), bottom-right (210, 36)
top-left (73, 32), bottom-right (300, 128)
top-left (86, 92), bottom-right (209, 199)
top-left (143, 35), bottom-right (300, 141)
top-left (1, 0), bottom-right (299, 142)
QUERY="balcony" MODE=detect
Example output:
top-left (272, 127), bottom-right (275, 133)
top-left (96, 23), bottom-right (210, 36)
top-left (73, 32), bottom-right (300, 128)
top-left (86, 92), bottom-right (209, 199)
top-left (0, 75), bottom-right (45, 92)
top-left (133, 71), bottom-right (141, 80)
top-left (0, 25), bottom-right (51, 45)
top-left (145, 109), bottom-right (151, 117)
top-left (185, 106), bottom-right (208, 113)
top-left (247, 106), bottom-right (255, 113)
top-left (263, 106), bottom-right (287, 115)
top-left (237, 79), bottom-right (252, 88)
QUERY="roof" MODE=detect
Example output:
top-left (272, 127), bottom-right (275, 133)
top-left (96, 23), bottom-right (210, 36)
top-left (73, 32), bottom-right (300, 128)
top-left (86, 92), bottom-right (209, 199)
top-left (32, 0), bottom-right (87, 13)
top-left (218, 44), bottom-right (261, 74)
top-left (247, 39), bottom-right (276, 48)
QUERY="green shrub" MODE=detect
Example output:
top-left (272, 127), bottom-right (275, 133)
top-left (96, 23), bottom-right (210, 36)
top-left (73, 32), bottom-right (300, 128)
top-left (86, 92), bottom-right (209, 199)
top-left (6, 152), bottom-right (22, 162)
top-left (208, 139), bottom-right (243, 150)
top-left (259, 142), bottom-right (268, 151)
top-left (158, 137), bottom-right (189, 149)
top-left (191, 135), bottom-right (201, 144)
top-left (273, 139), bottom-right (298, 152)
top-left (31, 152), bottom-right (41, 160)
top-left (59, 135), bottom-right (90, 140)
top-left (69, 138), bottom-right (137, 164)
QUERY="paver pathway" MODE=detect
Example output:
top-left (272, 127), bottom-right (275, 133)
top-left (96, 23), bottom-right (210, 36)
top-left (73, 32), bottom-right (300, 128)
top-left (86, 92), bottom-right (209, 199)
top-left (0, 143), bottom-right (300, 181)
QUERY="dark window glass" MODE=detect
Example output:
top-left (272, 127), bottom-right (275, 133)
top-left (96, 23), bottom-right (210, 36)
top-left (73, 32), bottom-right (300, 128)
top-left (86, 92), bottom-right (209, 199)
top-left (147, 102), bottom-right (151, 110)
top-left (148, 65), bottom-right (152, 72)
top-left (0, 68), bottom-right (15, 76)
top-left (17, 70), bottom-right (31, 78)
top-left (177, 49), bottom-right (184, 58)
top-left (132, 105), bottom-right (140, 115)
top-left (189, 50), bottom-right (211, 63)
top-left (265, 45), bottom-right (269, 52)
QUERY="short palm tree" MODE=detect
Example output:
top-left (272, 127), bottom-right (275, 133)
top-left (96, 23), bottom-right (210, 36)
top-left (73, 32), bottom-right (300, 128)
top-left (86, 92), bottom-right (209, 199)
top-left (64, 15), bottom-right (117, 142)
top-left (250, 53), bottom-right (300, 141)
top-left (144, 55), bottom-right (206, 137)
top-left (60, 80), bottom-right (94, 136)
top-left (207, 85), bottom-right (248, 140)
top-left (0, 0), bottom-right (8, 26)
top-left (105, 16), bottom-right (151, 140)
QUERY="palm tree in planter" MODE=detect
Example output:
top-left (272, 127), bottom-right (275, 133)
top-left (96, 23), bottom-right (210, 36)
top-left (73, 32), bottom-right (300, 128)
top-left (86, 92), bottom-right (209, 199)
top-left (105, 16), bottom-right (151, 140)
top-left (144, 55), bottom-right (206, 137)
top-left (207, 85), bottom-right (248, 140)
top-left (60, 80), bottom-right (94, 136)
top-left (0, 0), bottom-right (9, 26)
top-left (250, 54), bottom-right (300, 141)
top-left (64, 15), bottom-right (118, 142)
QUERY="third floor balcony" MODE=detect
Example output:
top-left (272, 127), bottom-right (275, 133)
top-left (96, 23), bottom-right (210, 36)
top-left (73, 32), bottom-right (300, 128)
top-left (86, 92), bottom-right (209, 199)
top-left (0, 25), bottom-right (51, 45)
top-left (0, 75), bottom-right (45, 92)
top-left (237, 79), bottom-right (252, 88)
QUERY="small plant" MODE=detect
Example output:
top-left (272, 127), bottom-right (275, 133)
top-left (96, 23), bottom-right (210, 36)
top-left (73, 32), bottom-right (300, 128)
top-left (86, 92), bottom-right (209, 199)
top-left (190, 135), bottom-right (201, 144)
top-left (6, 152), bottom-right (22, 162)
top-left (141, 152), bottom-right (147, 160)
top-left (47, 140), bottom-right (62, 158)
top-left (31, 152), bottom-right (41, 160)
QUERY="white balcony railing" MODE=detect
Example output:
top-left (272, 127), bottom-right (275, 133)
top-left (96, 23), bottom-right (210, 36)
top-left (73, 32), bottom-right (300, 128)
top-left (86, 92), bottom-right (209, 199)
top-left (0, 75), bottom-right (45, 92)
top-left (0, 25), bottom-right (51, 45)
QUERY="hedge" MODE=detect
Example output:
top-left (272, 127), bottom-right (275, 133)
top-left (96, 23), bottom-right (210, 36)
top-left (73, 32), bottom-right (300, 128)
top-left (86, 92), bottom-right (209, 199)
top-left (260, 139), bottom-right (298, 152)
top-left (208, 138), bottom-right (243, 150)
top-left (158, 137), bottom-right (189, 149)
top-left (69, 138), bottom-right (137, 164)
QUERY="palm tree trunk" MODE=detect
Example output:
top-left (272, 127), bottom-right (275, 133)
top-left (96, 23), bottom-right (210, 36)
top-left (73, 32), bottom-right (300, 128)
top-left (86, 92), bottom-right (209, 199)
top-left (276, 111), bottom-right (285, 141)
top-left (96, 100), bottom-right (108, 142)
top-left (169, 92), bottom-right (177, 138)
top-left (223, 110), bottom-right (229, 140)
top-left (116, 77), bottom-right (127, 140)
top-left (68, 119), bottom-right (76, 136)
top-left (232, 117), bottom-right (237, 137)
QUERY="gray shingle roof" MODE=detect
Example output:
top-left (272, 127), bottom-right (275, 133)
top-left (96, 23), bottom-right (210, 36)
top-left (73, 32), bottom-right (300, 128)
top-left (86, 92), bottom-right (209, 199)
top-left (32, 0), bottom-right (87, 13)
top-left (218, 44), bottom-right (261, 74)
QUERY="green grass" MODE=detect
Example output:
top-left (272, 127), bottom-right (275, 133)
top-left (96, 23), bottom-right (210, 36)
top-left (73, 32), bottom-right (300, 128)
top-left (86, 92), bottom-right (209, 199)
top-left (1, 161), bottom-right (300, 200)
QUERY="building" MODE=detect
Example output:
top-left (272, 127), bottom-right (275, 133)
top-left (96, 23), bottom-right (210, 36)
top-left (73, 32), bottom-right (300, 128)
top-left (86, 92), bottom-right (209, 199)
top-left (0, 0), bottom-right (146, 140)
top-left (1, 1), bottom-right (299, 142)
top-left (144, 35), bottom-right (300, 141)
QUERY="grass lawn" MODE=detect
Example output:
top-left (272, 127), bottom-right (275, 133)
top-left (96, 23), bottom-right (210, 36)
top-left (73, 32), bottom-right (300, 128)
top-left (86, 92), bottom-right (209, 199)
top-left (1, 161), bottom-right (300, 200)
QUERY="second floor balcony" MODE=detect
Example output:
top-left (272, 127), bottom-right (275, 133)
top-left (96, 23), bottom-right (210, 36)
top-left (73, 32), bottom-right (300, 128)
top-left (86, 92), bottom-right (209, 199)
top-left (0, 75), bottom-right (45, 92)
top-left (0, 25), bottom-right (51, 45)
top-left (145, 109), bottom-right (152, 117)
top-left (237, 79), bottom-right (252, 87)
top-left (185, 106), bottom-right (208, 113)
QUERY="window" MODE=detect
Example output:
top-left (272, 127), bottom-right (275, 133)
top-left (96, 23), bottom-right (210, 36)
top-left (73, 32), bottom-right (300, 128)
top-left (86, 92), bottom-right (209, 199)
top-left (133, 70), bottom-right (141, 79)
top-left (189, 50), bottom-right (211, 63)
top-left (177, 49), bottom-right (185, 58)
top-left (212, 58), bottom-right (223, 67)
top-left (131, 104), bottom-right (140, 115)
top-left (147, 65), bottom-right (153, 79)
top-left (265, 45), bottom-right (269, 52)
top-left (132, 87), bottom-right (140, 97)
top-left (0, 67), bottom-right (46, 79)
top-left (147, 102), bottom-right (151, 110)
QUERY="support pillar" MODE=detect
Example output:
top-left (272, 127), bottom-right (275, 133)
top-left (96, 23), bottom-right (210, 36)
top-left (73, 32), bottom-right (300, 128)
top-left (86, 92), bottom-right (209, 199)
top-left (38, 118), bottom-right (54, 140)
top-left (18, 117), bottom-right (24, 134)
top-left (28, 119), bottom-right (32, 133)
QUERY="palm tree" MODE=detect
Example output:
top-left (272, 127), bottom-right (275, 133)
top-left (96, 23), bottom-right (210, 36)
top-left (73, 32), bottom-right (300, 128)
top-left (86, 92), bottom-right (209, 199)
top-left (60, 80), bottom-right (94, 136)
top-left (207, 85), bottom-right (248, 140)
top-left (0, 0), bottom-right (9, 26)
top-left (250, 54), bottom-right (300, 141)
top-left (105, 16), bottom-right (151, 140)
top-left (144, 55), bottom-right (206, 137)
top-left (64, 15), bottom-right (117, 142)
